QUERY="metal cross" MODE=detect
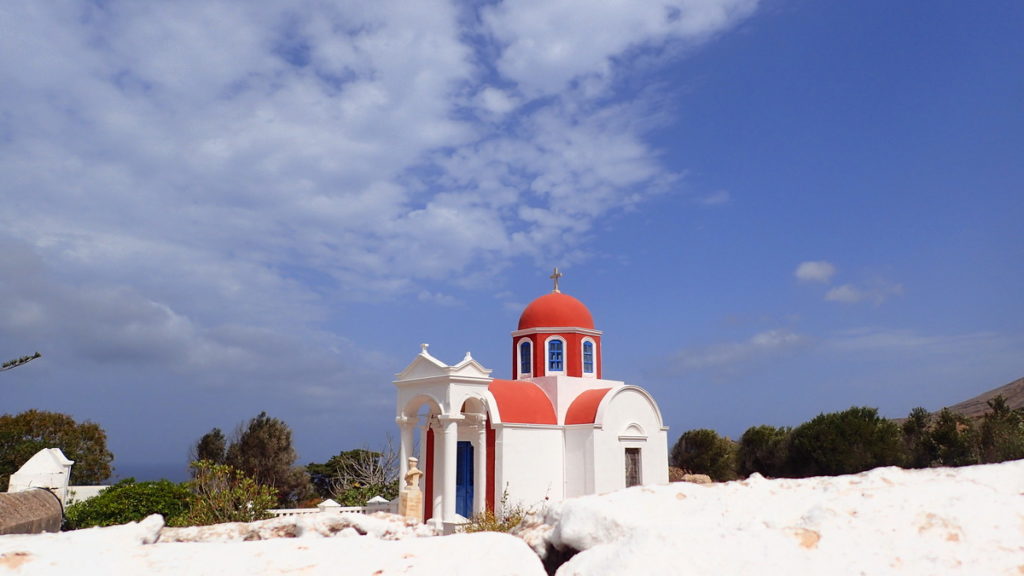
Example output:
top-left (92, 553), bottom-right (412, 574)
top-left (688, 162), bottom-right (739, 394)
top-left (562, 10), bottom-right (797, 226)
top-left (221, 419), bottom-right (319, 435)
top-left (550, 267), bottom-right (563, 293)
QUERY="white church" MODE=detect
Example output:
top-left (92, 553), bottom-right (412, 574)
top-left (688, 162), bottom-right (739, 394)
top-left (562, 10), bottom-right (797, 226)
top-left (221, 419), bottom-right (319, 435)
top-left (393, 271), bottom-right (668, 526)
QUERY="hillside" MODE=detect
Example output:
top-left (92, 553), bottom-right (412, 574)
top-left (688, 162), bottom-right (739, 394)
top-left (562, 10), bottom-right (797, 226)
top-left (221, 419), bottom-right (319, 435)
top-left (944, 376), bottom-right (1024, 419)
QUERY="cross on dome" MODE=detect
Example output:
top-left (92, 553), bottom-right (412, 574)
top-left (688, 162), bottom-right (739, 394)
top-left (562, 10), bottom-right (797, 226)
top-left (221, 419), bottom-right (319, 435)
top-left (550, 267), bottom-right (563, 293)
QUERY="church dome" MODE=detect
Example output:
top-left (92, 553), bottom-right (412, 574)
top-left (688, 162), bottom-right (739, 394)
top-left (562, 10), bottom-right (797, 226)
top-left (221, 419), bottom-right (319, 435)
top-left (518, 292), bottom-right (595, 330)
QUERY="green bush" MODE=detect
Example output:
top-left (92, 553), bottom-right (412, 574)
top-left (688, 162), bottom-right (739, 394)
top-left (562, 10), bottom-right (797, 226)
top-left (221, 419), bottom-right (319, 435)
top-left (979, 396), bottom-right (1024, 463)
top-left (930, 408), bottom-right (979, 467)
top-left (64, 479), bottom-right (191, 529)
top-left (173, 460), bottom-right (278, 526)
top-left (670, 429), bottom-right (738, 481)
top-left (900, 407), bottom-right (937, 468)
top-left (737, 425), bottom-right (791, 478)
top-left (787, 407), bottom-right (902, 477)
top-left (460, 488), bottom-right (528, 534)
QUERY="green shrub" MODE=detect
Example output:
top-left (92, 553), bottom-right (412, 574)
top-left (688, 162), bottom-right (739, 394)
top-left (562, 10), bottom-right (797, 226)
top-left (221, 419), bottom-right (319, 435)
top-left (930, 408), bottom-right (979, 467)
top-left (670, 429), bottom-right (738, 481)
top-left (979, 396), bottom-right (1024, 463)
top-left (787, 407), bottom-right (902, 477)
top-left (737, 425), bottom-right (791, 478)
top-left (460, 488), bottom-right (529, 534)
top-left (173, 460), bottom-right (278, 526)
top-left (64, 478), bottom-right (191, 529)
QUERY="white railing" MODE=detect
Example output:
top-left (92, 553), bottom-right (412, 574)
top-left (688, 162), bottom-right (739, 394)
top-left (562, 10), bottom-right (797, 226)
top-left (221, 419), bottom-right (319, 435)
top-left (267, 497), bottom-right (397, 518)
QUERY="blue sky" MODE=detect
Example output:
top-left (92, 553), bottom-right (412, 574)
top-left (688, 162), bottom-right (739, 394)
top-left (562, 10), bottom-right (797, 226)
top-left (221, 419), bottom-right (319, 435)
top-left (2, 0), bottom-right (1021, 480)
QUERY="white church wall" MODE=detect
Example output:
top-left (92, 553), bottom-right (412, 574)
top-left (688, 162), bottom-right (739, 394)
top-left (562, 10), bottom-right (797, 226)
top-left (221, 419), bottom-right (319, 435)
top-left (531, 376), bottom-right (624, 424)
top-left (592, 388), bottom-right (669, 493)
top-left (563, 426), bottom-right (594, 498)
top-left (496, 426), bottom-right (564, 509)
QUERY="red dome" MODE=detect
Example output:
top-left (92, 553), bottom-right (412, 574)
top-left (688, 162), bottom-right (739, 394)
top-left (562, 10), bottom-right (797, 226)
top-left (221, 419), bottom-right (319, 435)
top-left (518, 292), bottom-right (594, 330)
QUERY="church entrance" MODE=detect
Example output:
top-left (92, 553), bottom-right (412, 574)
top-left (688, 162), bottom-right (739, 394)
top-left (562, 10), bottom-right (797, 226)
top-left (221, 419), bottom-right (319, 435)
top-left (455, 441), bottom-right (474, 517)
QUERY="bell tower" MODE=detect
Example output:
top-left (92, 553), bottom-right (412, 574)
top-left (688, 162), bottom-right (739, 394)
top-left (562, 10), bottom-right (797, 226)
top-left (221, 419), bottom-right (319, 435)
top-left (511, 268), bottom-right (602, 380)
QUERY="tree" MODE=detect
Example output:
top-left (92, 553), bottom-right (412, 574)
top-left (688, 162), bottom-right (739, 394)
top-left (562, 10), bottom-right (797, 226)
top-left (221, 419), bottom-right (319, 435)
top-left (192, 428), bottom-right (227, 464)
top-left (670, 429), bottom-right (738, 481)
top-left (929, 408), bottom-right (979, 466)
top-left (175, 461), bottom-right (277, 526)
top-left (737, 425), bottom-right (791, 478)
top-left (0, 409), bottom-right (114, 491)
top-left (307, 442), bottom-right (399, 506)
top-left (787, 407), bottom-right (902, 477)
top-left (219, 412), bottom-right (311, 506)
top-left (901, 407), bottom-right (938, 468)
top-left (64, 478), bottom-right (191, 529)
top-left (979, 395), bottom-right (1024, 463)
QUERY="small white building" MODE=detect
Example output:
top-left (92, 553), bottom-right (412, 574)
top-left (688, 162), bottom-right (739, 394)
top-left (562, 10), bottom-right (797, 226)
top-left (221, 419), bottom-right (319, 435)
top-left (8, 448), bottom-right (74, 504)
top-left (394, 275), bottom-right (669, 526)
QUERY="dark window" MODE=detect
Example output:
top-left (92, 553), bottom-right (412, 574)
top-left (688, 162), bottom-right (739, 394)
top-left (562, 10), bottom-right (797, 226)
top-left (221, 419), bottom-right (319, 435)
top-left (548, 339), bottom-right (563, 371)
top-left (583, 341), bottom-right (594, 373)
top-left (625, 448), bottom-right (641, 487)
top-left (519, 340), bottom-right (532, 375)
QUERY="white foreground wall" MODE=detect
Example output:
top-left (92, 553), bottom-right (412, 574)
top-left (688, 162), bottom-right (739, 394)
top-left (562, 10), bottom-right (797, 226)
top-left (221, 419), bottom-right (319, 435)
top-left (496, 426), bottom-right (564, 508)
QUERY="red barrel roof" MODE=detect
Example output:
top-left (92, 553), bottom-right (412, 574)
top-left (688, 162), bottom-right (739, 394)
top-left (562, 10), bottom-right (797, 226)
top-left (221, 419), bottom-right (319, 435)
top-left (565, 388), bottom-right (611, 425)
top-left (488, 379), bottom-right (557, 425)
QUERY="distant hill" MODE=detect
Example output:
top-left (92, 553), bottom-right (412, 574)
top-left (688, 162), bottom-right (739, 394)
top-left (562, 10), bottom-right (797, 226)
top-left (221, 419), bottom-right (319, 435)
top-left (944, 377), bottom-right (1024, 419)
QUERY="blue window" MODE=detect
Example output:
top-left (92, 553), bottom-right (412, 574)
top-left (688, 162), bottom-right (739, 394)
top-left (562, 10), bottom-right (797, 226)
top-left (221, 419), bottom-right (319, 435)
top-left (548, 339), bottom-right (563, 371)
top-left (583, 341), bottom-right (594, 373)
top-left (519, 340), bottom-right (532, 375)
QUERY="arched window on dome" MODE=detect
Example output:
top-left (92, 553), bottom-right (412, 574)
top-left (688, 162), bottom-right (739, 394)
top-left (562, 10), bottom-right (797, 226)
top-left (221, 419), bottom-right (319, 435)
top-left (582, 339), bottom-right (595, 375)
top-left (547, 338), bottom-right (564, 373)
top-left (518, 340), bottom-right (532, 377)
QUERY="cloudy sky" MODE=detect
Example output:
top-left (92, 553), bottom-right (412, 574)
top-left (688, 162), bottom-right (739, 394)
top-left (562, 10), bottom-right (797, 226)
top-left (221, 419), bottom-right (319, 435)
top-left (2, 1), bottom-right (1021, 479)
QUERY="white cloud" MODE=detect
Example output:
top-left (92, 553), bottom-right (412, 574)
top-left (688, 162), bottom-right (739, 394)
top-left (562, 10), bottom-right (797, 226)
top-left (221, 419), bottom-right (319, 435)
top-left (824, 327), bottom-right (979, 354)
top-left (482, 0), bottom-right (759, 97)
top-left (0, 1), bottom-right (762, 463)
top-left (668, 329), bottom-right (804, 371)
top-left (795, 261), bottom-right (836, 283)
top-left (698, 190), bottom-right (732, 206)
top-left (0, 0), bottom-right (758, 304)
top-left (825, 282), bottom-right (903, 305)
top-left (824, 284), bottom-right (863, 303)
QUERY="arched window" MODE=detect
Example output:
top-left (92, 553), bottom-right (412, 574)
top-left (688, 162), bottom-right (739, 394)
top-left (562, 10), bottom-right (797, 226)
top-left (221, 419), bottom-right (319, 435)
top-left (519, 340), bottom-right (532, 375)
top-left (548, 339), bottom-right (564, 372)
top-left (582, 340), bottom-right (594, 374)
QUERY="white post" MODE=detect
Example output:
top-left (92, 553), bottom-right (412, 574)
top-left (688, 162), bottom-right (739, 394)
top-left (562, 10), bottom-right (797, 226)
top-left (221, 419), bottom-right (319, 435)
top-left (473, 415), bottom-right (488, 516)
top-left (438, 414), bottom-right (461, 523)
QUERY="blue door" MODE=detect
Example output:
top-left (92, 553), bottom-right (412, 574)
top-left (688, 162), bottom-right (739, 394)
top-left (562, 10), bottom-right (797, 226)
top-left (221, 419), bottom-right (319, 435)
top-left (455, 441), bottom-right (474, 517)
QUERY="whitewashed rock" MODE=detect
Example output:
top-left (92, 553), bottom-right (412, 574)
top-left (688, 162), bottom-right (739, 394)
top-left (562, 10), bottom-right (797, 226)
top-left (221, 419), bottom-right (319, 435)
top-left (0, 517), bottom-right (544, 575)
top-left (542, 460), bottom-right (1024, 575)
top-left (4, 462), bottom-right (1024, 575)
top-left (160, 511), bottom-right (438, 542)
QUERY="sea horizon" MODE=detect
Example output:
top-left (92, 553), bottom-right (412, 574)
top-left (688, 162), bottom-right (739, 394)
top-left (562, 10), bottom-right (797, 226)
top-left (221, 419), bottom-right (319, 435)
top-left (108, 462), bottom-right (191, 484)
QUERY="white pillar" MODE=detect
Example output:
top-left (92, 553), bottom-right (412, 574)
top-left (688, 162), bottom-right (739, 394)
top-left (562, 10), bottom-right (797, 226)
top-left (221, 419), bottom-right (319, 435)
top-left (472, 415), bottom-right (488, 516)
top-left (397, 416), bottom-right (413, 486)
top-left (438, 414), bottom-right (461, 522)
top-left (429, 419), bottom-right (442, 523)
top-left (419, 419), bottom-right (429, 488)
